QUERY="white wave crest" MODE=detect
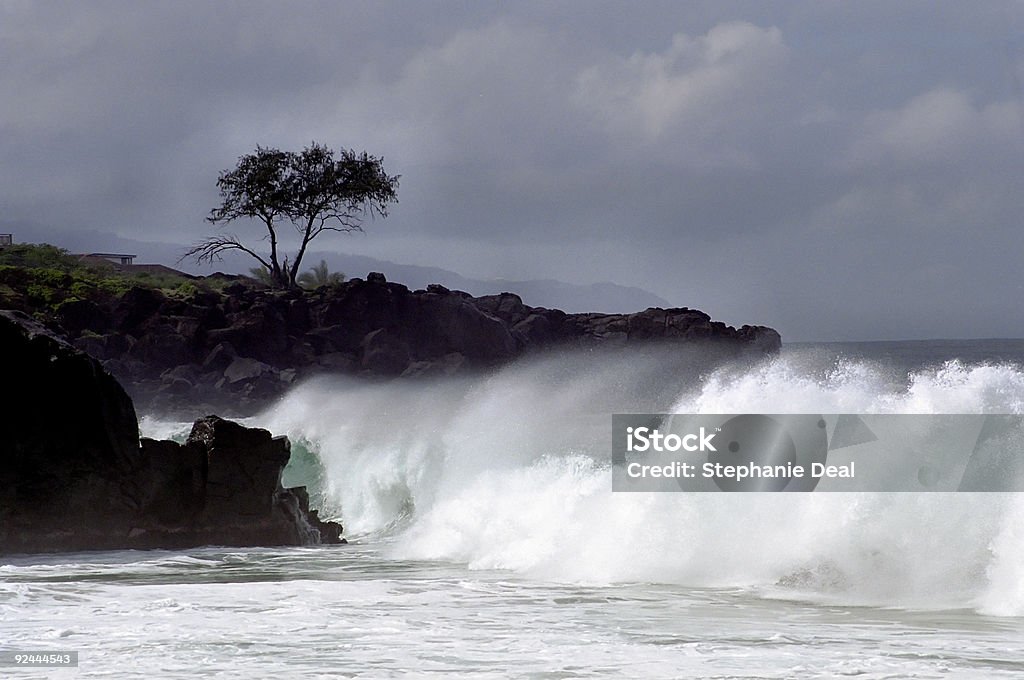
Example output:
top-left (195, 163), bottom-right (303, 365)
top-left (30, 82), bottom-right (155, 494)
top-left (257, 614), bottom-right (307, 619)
top-left (178, 348), bottom-right (1024, 615)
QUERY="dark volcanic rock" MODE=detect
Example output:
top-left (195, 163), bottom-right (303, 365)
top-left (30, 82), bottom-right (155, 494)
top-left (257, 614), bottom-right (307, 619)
top-left (201, 341), bottom-right (237, 372)
top-left (137, 437), bottom-right (206, 525)
top-left (189, 416), bottom-right (290, 519)
top-left (738, 324), bottom-right (784, 352)
top-left (124, 416), bottom-right (341, 549)
top-left (360, 327), bottom-right (411, 375)
top-left (114, 286), bottom-right (167, 332)
top-left (207, 302), bottom-right (288, 364)
top-left (24, 274), bottom-right (781, 416)
top-left (0, 310), bottom-right (142, 535)
top-left (412, 292), bottom-right (517, 362)
top-left (56, 298), bottom-right (110, 334)
top-left (0, 311), bottom-right (343, 555)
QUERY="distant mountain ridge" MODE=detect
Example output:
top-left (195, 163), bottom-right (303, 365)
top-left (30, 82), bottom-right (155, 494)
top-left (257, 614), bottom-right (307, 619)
top-left (4, 223), bottom-right (671, 313)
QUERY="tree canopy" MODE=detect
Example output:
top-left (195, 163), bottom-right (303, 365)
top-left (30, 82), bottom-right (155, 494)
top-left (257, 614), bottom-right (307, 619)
top-left (185, 142), bottom-right (398, 288)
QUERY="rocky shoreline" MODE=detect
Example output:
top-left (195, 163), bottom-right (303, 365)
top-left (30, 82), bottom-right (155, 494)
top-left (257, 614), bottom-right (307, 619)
top-left (1, 273), bottom-right (780, 554)
top-left (0, 310), bottom-right (342, 555)
top-left (54, 272), bottom-right (780, 416)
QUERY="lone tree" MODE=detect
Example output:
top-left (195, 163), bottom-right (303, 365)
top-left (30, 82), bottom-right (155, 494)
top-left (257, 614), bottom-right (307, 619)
top-left (185, 142), bottom-right (398, 288)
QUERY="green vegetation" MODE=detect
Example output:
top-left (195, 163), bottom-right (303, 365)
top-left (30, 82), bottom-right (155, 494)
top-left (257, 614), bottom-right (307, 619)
top-left (0, 243), bottom-right (230, 314)
top-left (0, 243), bottom-right (82, 270)
top-left (297, 260), bottom-right (345, 289)
top-left (248, 265), bottom-right (275, 286)
top-left (250, 259), bottom-right (345, 290)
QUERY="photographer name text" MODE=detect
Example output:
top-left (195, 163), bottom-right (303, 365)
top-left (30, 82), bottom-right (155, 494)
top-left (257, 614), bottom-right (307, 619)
top-left (624, 460), bottom-right (855, 481)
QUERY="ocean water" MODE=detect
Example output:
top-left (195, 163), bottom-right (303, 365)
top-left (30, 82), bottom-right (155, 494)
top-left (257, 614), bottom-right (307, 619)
top-left (6, 341), bottom-right (1024, 678)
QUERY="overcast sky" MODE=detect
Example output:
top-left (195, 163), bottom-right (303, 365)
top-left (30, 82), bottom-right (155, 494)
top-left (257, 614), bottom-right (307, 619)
top-left (2, 1), bottom-right (1022, 340)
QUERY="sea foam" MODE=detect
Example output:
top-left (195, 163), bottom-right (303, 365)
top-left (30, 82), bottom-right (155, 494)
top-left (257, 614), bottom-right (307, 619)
top-left (146, 347), bottom-right (1024, 615)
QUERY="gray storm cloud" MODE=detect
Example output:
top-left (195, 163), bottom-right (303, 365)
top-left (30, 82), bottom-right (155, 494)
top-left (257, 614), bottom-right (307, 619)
top-left (1, 1), bottom-right (1022, 340)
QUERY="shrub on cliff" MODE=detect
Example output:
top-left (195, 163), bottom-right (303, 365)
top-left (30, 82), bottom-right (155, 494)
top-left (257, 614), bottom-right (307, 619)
top-left (0, 243), bottom-right (81, 270)
top-left (298, 259), bottom-right (345, 290)
top-left (0, 243), bottom-right (213, 316)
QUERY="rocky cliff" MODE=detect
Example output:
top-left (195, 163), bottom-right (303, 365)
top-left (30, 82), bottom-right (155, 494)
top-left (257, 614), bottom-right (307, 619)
top-left (0, 310), bottom-right (342, 555)
top-left (53, 273), bottom-right (780, 416)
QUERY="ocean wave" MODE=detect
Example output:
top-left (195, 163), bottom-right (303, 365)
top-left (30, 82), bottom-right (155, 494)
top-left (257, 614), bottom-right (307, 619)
top-left (145, 347), bottom-right (1024, 615)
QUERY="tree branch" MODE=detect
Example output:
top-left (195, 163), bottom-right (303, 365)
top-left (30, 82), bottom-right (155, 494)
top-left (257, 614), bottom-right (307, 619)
top-left (179, 235), bottom-right (273, 272)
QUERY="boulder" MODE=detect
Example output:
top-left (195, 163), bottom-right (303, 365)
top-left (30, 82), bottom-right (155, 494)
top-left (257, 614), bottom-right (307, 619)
top-left (137, 437), bottom-right (206, 524)
top-left (201, 341), bottom-right (238, 372)
top-left (73, 331), bottom-right (136, 361)
top-left (224, 356), bottom-right (273, 384)
top-left (512, 312), bottom-right (557, 347)
top-left (400, 352), bottom-right (466, 378)
top-left (188, 416), bottom-right (290, 519)
top-left (472, 292), bottom-right (530, 325)
top-left (206, 303), bottom-right (288, 365)
top-left (162, 364), bottom-right (199, 385)
top-left (738, 325), bottom-right (783, 352)
top-left (128, 325), bottom-right (194, 372)
top-left (360, 328), bottom-right (411, 375)
top-left (56, 298), bottom-right (109, 334)
top-left (114, 286), bottom-right (166, 332)
top-left (0, 311), bottom-right (344, 554)
top-left (317, 352), bottom-right (357, 372)
top-left (410, 294), bottom-right (517, 363)
top-left (0, 310), bottom-right (141, 537)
